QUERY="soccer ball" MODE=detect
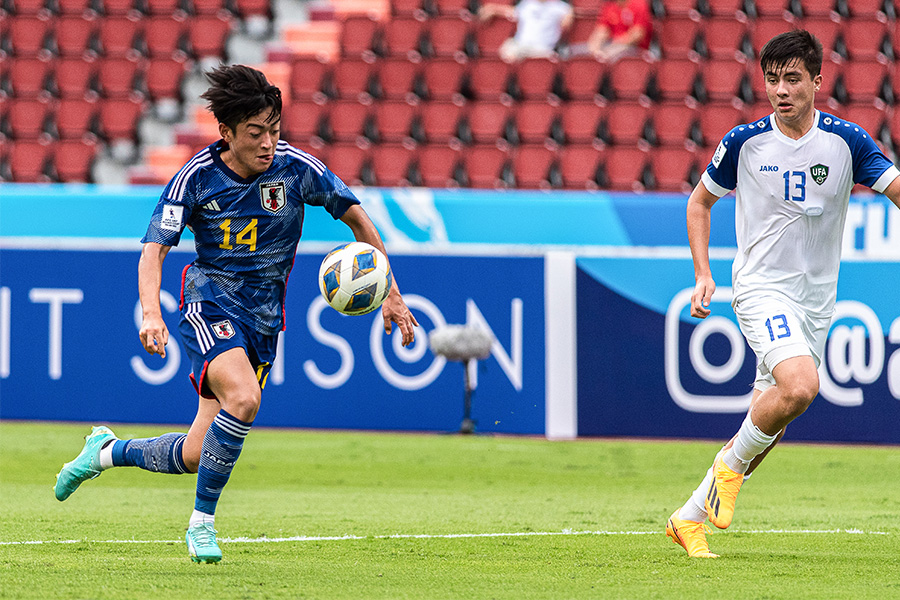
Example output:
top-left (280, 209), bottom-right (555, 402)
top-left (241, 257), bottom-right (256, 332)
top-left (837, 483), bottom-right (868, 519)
top-left (318, 242), bottom-right (393, 315)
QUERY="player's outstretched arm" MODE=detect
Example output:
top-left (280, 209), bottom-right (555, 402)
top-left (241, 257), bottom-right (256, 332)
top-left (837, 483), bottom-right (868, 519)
top-left (138, 242), bottom-right (172, 357)
top-left (686, 181), bottom-right (720, 319)
top-left (340, 205), bottom-right (419, 346)
top-left (884, 174), bottom-right (900, 211)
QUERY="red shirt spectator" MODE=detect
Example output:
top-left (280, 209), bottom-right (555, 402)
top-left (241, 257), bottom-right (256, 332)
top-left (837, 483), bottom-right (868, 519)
top-left (588, 0), bottom-right (652, 61)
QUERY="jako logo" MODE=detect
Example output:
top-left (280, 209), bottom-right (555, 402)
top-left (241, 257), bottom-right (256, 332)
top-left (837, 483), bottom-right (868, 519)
top-left (759, 165), bottom-right (779, 172)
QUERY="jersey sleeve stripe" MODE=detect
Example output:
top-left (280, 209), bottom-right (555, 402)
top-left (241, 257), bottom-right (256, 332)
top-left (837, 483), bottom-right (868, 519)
top-left (168, 150), bottom-right (213, 203)
top-left (276, 141), bottom-right (326, 175)
top-left (873, 165), bottom-right (900, 194)
top-left (701, 170), bottom-right (731, 197)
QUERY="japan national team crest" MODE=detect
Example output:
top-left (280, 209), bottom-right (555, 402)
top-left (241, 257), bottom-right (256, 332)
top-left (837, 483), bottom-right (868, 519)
top-left (260, 181), bottom-right (286, 213)
top-left (211, 320), bottom-right (236, 340)
top-left (810, 164), bottom-right (829, 185)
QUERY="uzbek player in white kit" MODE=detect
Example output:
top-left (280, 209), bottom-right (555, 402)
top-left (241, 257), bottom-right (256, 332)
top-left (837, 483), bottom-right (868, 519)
top-left (666, 30), bottom-right (900, 557)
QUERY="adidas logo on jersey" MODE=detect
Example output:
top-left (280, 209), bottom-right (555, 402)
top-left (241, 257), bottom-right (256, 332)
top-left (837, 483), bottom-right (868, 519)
top-left (201, 200), bottom-right (221, 211)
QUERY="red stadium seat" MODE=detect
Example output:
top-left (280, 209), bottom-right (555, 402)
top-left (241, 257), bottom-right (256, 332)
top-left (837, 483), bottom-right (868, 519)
top-left (9, 141), bottom-right (54, 182)
top-left (559, 145), bottom-right (601, 189)
top-left (463, 101), bottom-right (513, 145)
top-left (419, 101), bottom-right (464, 143)
top-left (845, 0), bottom-right (894, 19)
top-left (326, 143), bottom-right (370, 185)
top-left (99, 0), bottom-right (144, 16)
top-left (751, 0), bottom-right (794, 19)
top-left (660, 0), bottom-right (700, 16)
top-left (6, 57), bottom-right (54, 99)
top-left (144, 16), bottom-right (189, 59)
top-left (290, 57), bottom-right (330, 101)
top-left (891, 109), bottom-right (900, 148)
top-left (97, 16), bottom-right (143, 58)
top-left (839, 20), bottom-right (890, 61)
top-left (559, 101), bottom-right (603, 144)
top-left (604, 102), bottom-right (651, 146)
top-left (57, 0), bottom-right (99, 15)
top-left (798, 0), bottom-right (837, 18)
top-left (473, 17), bottom-right (515, 58)
top-left (330, 58), bottom-right (377, 100)
top-left (55, 16), bottom-right (99, 58)
top-left (188, 15), bottom-right (234, 59)
top-left (56, 57), bottom-right (100, 99)
top-left (326, 100), bottom-right (371, 143)
top-left (379, 58), bottom-right (421, 101)
top-left (605, 56), bottom-right (653, 102)
top-left (651, 103), bottom-right (696, 147)
top-left (749, 17), bottom-right (795, 56)
top-left (513, 145), bottom-right (558, 188)
top-left (381, 17), bottom-right (427, 59)
top-left (145, 0), bottom-right (187, 16)
top-left (281, 101), bottom-right (328, 142)
top-left (841, 60), bottom-right (890, 105)
top-left (96, 57), bottom-right (144, 98)
top-left (463, 57), bottom-right (512, 101)
top-left (340, 15), bottom-right (380, 58)
top-left (145, 57), bottom-right (187, 100)
top-left (697, 103), bottom-right (744, 146)
top-left (842, 105), bottom-right (889, 139)
top-left (655, 15), bottom-right (700, 59)
top-left (706, 0), bottom-right (746, 18)
top-left (416, 144), bottom-right (461, 186)
top-left (7, 16), bottom-right (54, 57)
top-left (557, 56), bottom-right (604, 101)
top-left (698, 59), bottom-right (749, 103)
top-left (565, 15), bottom-right (596, 46)
top-left (233, 0), bottom-right (270, 18)
top-left (420, 58), bottom-right (466, 101)
top-left (513, 58), bottom-right (559, 101)
top-left (191, 0), bottom-right (233, 15)
top-left (426, 17), bottom-right (471, 59)
top-left (373, 101), bottom-right (417, 143)
top-left (650, 147), bottom-right (697, 192)
top-left (54, 139), bottom-right (98, 181)
top-left (514, 101), bottom-right (559, 145)
top-left (462, 145), bottom-right (511, 187)
top-left (391, 0), bottom-right (424, 17)
top-left (98, 97), bottom-right (145, 140)
top-left (568, 0), bottom-right (598, 17)
top-left (603, 147), bottom-right (648, 190)
top-left (799, 17), bottom-right (839, 55)
top-left (55, 97), bottom-right (101, 139)
top-left (652, 58), bottom-right (700, 103)
top-left (7, 99), bottom-right (53, 140)
top-left (8, 0), bottom-right (51, 15)
top-left (371, 144), bottom-right (415, 186)
top-left (701, 18), bottom-right (749, 60)
top-left (431, 0), bottom-right (472, 17)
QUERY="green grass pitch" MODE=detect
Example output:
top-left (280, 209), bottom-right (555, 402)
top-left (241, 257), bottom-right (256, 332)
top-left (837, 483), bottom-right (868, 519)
top-left (2, 421), bottom-right (900, 599)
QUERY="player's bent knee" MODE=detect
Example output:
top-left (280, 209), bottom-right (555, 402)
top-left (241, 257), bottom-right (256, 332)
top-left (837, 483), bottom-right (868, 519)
top-left (222, 391), bottom-right (261, 422)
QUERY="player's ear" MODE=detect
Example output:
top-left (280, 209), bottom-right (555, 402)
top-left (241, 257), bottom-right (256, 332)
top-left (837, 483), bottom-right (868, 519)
top-left (218, 122), bottom-right (234, 142)
top-left (813, 73), bottom-right (822, 92)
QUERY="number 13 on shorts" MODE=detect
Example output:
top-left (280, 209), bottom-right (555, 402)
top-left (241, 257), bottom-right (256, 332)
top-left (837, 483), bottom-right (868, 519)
top-left (765, 313), bottom-right (791, 341)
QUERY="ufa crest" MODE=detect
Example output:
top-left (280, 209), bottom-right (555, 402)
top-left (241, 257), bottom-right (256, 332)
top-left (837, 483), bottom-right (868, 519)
top-left (260, 181), bottom-right (286, 213)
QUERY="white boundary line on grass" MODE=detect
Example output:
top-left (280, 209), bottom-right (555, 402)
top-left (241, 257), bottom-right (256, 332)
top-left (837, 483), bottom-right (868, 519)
top-left (0, 528), bottom-right (889, 546)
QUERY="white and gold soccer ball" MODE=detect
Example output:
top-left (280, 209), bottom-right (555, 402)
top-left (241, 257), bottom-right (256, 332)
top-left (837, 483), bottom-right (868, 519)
top-left (318, 242), bottom-right (393, 315)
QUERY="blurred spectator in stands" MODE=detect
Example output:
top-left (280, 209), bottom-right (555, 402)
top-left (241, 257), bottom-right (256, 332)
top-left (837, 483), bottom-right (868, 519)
top-left (479, 0), bottom-right (574, 62)
top-left (587, 0), bottom-right (652, 62)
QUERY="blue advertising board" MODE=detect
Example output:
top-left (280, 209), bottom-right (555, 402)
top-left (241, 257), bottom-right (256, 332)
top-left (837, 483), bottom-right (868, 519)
top-left (0, 249), bottom-right (546, 434)
top-left (576, 256), bottom-right (900, 444)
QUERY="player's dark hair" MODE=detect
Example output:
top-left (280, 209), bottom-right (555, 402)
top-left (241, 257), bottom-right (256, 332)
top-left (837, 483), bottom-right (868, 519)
top-left (201, 65), bottom-right (282, 132)
top-left (759, 29), bottom-right (823, 78)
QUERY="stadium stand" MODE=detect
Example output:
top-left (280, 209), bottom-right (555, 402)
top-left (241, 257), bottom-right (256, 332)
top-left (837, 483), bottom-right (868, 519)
top-left (2, 0), bottom-right (898, 186)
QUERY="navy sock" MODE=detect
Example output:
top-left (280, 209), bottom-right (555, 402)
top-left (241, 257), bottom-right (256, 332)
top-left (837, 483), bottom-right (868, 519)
top-left (194, 410), bottom-right (252, 516)
top-left (110, 433), bottom-right (188, 474)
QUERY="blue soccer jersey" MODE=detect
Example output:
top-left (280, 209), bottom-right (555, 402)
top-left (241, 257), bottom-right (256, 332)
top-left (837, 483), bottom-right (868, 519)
top-left (142, 139), bottom-right (360, 335)
top-left (701, 110), bottom-right (899, 315)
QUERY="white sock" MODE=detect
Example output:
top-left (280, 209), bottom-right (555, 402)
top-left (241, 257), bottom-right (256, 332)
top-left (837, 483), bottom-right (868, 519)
top-left (678, 451), bottom-right (721, 522)
top-left (723, 412), bottom-right (778, 474)
top-left (189, 509), bottom-right (215, 528)
top-left (98, 439), bottom-right (117, 470)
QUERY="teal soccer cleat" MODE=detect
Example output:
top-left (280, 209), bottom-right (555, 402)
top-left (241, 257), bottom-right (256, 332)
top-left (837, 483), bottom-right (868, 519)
top-left (54, 426), bottom-right (116, 501)
top-left (186, 523), bottom-right (223, 563)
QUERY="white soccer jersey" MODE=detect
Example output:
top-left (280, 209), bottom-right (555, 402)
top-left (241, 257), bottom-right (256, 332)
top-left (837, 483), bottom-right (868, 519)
top-left (702, 110), bottom-right (899, 317)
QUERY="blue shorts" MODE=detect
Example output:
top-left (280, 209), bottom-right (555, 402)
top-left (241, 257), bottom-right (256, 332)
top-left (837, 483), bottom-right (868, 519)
top-left (178, 301), bottom-right (278, 400)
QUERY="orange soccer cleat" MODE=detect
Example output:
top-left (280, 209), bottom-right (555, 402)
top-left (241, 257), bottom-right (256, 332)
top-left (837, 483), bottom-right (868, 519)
top-left (705, 456), bottom-right (744, 529)
top-left (666, 510), bottom-right (718, 558)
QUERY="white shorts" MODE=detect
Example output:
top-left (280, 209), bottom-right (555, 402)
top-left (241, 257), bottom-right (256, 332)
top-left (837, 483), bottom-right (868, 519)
top-left (733, 294), bottom-right (831, 391)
